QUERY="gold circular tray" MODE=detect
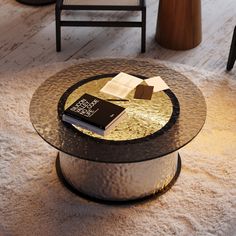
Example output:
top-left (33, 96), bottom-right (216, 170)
top-left (64, 76), bottom-right (173, 141)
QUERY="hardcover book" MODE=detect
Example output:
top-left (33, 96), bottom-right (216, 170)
top-left (62, 93), bottom-right (126, 136)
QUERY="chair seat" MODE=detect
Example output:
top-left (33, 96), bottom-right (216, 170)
top-left (56, 0), bottom-right (146, 53)
top-left (63, 0), bottom-right (140, 6)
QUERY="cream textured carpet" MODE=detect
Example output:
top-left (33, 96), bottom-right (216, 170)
top-left (0, 59), bottom-right (235, 236)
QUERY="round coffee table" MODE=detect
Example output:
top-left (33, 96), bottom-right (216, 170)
top-left (30, 59), bottom-right (206, 203)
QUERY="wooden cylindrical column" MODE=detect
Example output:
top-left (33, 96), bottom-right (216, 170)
top-left (156, 0), bottom-right (202, 50)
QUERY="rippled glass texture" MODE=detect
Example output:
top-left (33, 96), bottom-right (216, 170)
top-left (30, 59), bottom-right (206, 163)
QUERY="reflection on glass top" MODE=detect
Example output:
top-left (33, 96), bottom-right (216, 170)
top-left (64, 77), bottom-right (173, 141)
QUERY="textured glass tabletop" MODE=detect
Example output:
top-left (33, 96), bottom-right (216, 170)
top-left (30, 59), bottom-right (206, 163)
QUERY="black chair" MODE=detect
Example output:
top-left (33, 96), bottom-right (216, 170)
top-left (16, 0), bottom-right (55, 5)
top-left (226, 26), bottom-right (236, 71)
top-left (55, 0), bottom-right (146, 53)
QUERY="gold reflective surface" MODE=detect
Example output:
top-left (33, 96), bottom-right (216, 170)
top-left (64, 77), bottom-right (173, 141)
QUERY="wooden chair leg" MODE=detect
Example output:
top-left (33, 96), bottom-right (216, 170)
top-left (56, 22), bottom-right (61, 52)
top-left (226, 26), bottom-right (236, 71)
top-left (55, 0), bottom-right (62, 52)
top-left (141, 7), bottom-right (146, 53)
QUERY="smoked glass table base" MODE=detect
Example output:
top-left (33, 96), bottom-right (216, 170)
top-left (56, 152), bottom-right (181, 204)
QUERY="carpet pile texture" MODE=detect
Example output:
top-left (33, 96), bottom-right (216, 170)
top-left (0, 59), bottom-right (235, 236)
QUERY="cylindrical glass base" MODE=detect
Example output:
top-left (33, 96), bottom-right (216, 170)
top-left (57, 151), bottom-right (181, 202)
